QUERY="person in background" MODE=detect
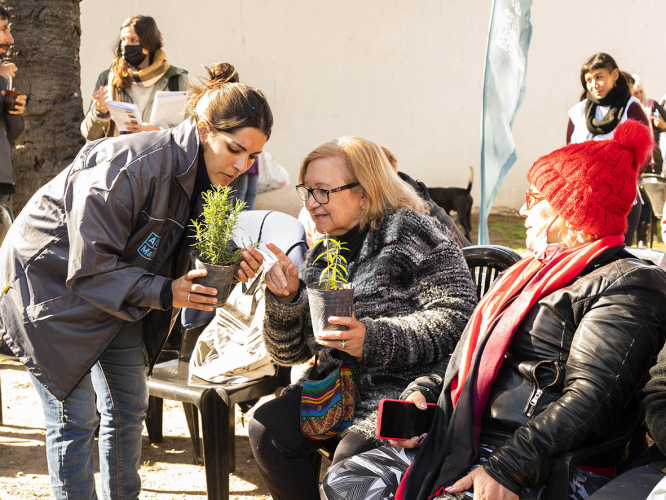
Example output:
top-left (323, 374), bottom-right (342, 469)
top-left (662, 199), bottom-right (666, 244)
top-left (0, 62), bottom-right (271, 499)
top-left (648, 106), bottom-right (666, 174)
top-left (249, 136), bottom-right (477, 500)
top-left (632, 74), bottom-right (666, 174)
top-left (566, 53), bottom-right (649, 246)
top-left (321, 120), bottom-right (666, 500)
top-left (0, 6), bottom-right (25, 243)
top-left (622, 71), bottom-right (636, 95)
top-left (631, 74), bottom-right (666, 247)
top-left (298, 145), bottom-right (470, 248)
top-left (81, 15), bottom-right (188, 140)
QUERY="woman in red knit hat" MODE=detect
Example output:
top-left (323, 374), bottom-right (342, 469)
top-left (320, 120), bottom-right (666, 500)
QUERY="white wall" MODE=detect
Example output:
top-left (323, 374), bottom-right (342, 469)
top-left (81, 0), bottom-right (666, 217)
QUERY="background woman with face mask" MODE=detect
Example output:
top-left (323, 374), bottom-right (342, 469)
top-left (321, 120), bottom-right (666, 500)
top-left (81, 15), bottom-right (189, 140)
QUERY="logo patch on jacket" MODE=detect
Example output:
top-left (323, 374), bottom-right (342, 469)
top-left (138, 232), bottom-right (161, 260)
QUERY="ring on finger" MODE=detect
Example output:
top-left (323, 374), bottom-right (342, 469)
top-left (340, 339), bottom-right (346, 349)
top-left (187, 292), bottom-right (191, 303)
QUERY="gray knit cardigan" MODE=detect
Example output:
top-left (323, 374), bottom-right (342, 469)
top-left (263, 208), bottom-right (478, 440)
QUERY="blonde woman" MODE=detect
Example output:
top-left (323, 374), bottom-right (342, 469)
top-left (248, 136), bottom-right (478, 500)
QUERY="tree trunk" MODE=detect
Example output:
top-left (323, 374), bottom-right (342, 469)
top-left (2, 0), bottom-right (84, 214)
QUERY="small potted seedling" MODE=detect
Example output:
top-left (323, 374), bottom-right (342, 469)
top-left (307, 235), bottom-right (355, 334)
top-left (190, 185), bottom-right (257, 307)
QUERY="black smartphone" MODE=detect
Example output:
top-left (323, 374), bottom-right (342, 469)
top-left (376, 398), bottom-right (436, 441)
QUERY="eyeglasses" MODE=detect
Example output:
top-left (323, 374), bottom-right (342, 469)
top-left (295, 182), bottom-right (360, 205)
top-left (525, 190), bottom-right (544, 210)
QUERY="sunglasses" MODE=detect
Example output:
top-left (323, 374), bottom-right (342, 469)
top-left (525, 190), bottom-right (544, 210)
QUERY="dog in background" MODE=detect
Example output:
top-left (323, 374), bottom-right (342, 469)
top-left (427, 166), bottom-right (474, 241)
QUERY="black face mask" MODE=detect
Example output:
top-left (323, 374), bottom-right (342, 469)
top-left (121, 44), bottom-right (147, 67)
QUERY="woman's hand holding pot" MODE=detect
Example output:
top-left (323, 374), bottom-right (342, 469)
top-left (236, 246), bottom-right (264, 283)
top-left (265, 243), bottom-right (299, 302)
top-left (388, 390), bottom-right (429, 449)
top-left (316, 314), bottom-right (365, 359)
top-left (172, 268), bottom-right (217, 311)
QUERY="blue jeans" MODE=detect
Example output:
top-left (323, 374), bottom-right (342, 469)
top-left (30, 321), bottom-right (148, 499)
top-left (236, 174), bottom-right (259, 210)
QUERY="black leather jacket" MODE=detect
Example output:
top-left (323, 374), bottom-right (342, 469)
top-left (403, 248), bottom-right (666, 494)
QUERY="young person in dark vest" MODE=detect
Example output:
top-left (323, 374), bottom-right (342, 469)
top-left (566, 53), bottom-right (649, 246)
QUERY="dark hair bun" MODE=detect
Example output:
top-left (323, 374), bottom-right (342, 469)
top-left (206, 62), bottom-right (240, 84)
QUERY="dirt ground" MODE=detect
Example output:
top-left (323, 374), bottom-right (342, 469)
top-left (0, 356), bottom-right (325, 499)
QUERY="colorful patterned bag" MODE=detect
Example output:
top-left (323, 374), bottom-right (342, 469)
top-left (300, 356), bottom-right (357, 441)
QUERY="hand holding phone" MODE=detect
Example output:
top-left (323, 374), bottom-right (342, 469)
top-left (376, 396), bottom-right (436, 446)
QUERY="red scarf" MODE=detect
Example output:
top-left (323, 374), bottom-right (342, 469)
top-left (396, 235), bottom-right (624, 500)
top-left (450, 235), bottom-right (623, 412)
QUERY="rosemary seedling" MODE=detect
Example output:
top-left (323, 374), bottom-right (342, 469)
top-left (190, 185), bottom-right (258, 266)
top-left (313, 235), bottom-right (349, 290)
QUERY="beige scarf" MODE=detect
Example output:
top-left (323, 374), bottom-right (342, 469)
top-left (108, 49), bottom-right (170, 101)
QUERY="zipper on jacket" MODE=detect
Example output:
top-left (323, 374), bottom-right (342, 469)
top-left (523, 360), bottom-right (562, 418)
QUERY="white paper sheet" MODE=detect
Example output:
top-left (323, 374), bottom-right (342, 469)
top-left (149, 91), bottom-right (188, 127)
top-left (107, 101), bottom-right (141, 133)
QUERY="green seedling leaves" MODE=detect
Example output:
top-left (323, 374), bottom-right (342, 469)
top-left (189, 185), bottom-right (260, 266)
top-left (313, 234), bottom-right (349, 290)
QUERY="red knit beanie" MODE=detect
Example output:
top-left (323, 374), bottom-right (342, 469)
top-left (527, 120), bottom-right (653, 237)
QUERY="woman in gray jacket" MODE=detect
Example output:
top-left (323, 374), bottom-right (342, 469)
top-left (248, 136), bottom-right (478, 500)
top-left (0, 62), bottom-right (272, 499)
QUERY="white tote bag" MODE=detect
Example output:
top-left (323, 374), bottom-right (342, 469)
top-left (257, 151), bottom-right (290, 193)
top-left (189, 277), bottom-right (275, 385)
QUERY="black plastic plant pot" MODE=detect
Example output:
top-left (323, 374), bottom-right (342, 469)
top-left (307, 283), bottom-right (355, 335)
top-left (191, 253), bottom-right (240, 308)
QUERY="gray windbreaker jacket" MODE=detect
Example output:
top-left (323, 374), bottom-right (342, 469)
top-left (0, 118), bottom-right (200, 400)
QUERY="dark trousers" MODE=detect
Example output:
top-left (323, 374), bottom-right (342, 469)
top-left (248, 389), bottom-right (377, 500)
